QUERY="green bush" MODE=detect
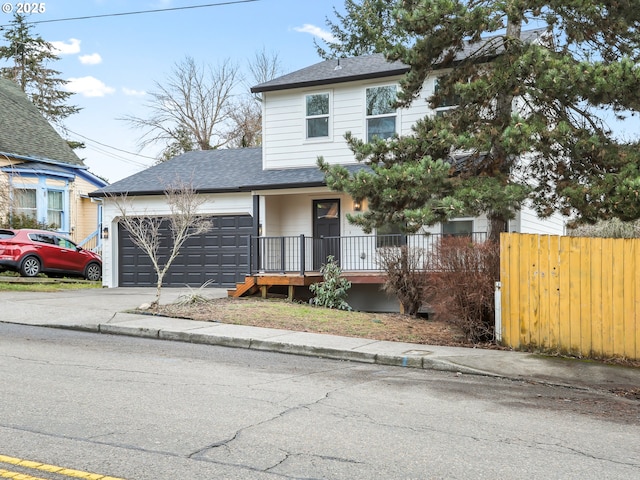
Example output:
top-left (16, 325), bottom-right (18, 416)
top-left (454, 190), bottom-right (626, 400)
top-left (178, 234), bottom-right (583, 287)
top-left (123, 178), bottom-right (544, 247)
top-left (309, 255), bottom-right (352, 311)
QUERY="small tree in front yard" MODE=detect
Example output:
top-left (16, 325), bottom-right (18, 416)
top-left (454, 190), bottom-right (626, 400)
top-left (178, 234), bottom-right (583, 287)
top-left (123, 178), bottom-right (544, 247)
top-left (428, 237), bottom-right (500, 344)
top-left (111, 179), bottom-right (211, 310)
top-left (309, 255), bottom-right (352, 311)
top-left (377, 245), bottom-right (431, 316)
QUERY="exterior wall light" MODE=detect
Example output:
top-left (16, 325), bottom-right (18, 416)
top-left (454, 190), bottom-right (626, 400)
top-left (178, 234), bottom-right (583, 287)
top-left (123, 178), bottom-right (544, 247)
top-left (102, 227), bottom-right (109, 239)
top-left (353, 199), bottom-right (362, 211)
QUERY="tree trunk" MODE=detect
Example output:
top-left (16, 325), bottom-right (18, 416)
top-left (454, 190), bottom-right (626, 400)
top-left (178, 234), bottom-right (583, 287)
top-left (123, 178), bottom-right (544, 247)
top-left (488, 213), bottom-right (507, 244)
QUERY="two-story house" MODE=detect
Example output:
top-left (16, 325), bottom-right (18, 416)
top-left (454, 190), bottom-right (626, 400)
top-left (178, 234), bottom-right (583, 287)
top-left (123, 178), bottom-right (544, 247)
top-left (0, 77), bottom-right (107, 249)
top-left (91, 35), bottom-right (565, 311)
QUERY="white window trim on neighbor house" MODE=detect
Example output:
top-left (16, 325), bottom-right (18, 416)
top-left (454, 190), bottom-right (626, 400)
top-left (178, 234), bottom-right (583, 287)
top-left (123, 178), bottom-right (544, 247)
top-left (365, 84), bottom-right (398, 142)
top-left (304, 91), bottom-right (332, 142)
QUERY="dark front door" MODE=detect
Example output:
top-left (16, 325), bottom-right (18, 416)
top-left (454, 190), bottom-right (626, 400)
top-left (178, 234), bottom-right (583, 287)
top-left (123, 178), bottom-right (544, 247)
top-left (313, 199), bottom-right (340, 269)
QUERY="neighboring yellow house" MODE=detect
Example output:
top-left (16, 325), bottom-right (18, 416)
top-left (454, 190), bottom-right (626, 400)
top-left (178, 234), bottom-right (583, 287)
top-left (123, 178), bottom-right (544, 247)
top-left (0, 77), bottom-right (107, 247)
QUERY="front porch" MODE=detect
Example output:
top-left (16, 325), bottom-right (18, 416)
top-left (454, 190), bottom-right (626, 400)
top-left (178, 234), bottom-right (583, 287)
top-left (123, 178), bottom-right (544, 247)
top-left (228, 233), bottom-right (486, 302)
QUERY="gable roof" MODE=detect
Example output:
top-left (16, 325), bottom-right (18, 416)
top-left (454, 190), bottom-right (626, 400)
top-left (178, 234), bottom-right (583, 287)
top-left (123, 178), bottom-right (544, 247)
top-left (90, 148), bottom-right (367, 198)
top-left (252, 28), bottom-right (547, 93)
top-left (0, 77), bottom-right (84, 166)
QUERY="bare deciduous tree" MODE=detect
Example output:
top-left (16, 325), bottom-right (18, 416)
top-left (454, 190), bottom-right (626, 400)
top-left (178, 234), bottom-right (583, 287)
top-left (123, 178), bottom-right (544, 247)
top-left (224, 49), bottom-right (283, 148)
top-left (111, 179), bottom-right (211, 309)
top-left (224, 96), bottom-right (262, 148)
top-left (122, 56), bottom-right (239, 154)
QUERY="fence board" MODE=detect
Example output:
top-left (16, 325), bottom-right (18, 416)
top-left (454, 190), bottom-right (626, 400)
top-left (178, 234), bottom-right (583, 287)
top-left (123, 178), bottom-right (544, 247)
top-left (500, 233), bottom-right (639, 361)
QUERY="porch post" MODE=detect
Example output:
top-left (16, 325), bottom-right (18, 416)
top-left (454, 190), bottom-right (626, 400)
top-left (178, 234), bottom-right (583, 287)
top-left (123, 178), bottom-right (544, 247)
top-left (299, 234), bottom-right (305, 276)
top-left (251, 195), bottom-right (260, 274)
top-left (247, 234), bottom-right (253, 275)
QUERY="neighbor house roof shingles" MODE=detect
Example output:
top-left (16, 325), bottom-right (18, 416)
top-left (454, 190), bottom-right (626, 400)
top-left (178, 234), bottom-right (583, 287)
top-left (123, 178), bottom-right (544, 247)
top-left (0, 77), bottom-right (84, 166)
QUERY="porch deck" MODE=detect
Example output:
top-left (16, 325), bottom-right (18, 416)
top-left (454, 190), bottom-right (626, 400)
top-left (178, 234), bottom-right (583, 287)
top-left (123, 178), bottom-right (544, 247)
top-left (228, 271), bottom-right (387, 300)
top-left (230, 232), bottom-right (486, 300)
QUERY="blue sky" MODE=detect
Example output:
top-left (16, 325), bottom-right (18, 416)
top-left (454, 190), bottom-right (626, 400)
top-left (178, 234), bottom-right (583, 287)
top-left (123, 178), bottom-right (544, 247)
top-left (0, 0), bottom-right (342, 182)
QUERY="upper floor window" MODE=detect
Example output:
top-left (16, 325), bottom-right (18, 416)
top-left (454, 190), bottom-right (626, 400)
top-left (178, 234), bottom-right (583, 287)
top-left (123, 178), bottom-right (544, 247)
top-left (434, 78), bottom-right (461, 117)
top-left (366, 85), bottom-right (397, 142)
top-left (306, 93), bottom-right (330, 138)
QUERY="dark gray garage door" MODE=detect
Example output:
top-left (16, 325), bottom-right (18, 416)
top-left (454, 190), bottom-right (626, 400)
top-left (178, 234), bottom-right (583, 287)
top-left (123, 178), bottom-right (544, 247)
top-left (118, 215), bottom-right (253, 287)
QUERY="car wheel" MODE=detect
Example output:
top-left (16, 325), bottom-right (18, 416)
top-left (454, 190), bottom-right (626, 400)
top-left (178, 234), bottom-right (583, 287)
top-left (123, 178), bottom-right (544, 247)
top-left (85, 262), bottom-right (102, 281)
top-left (20, 256), bottom-right (41, 277)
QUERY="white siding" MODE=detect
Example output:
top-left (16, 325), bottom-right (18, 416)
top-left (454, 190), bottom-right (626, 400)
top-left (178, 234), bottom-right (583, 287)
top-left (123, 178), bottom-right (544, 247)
top-left (261, 74), bottom-right (441, 170)
top-left (516, 202), bottom-right (566, 235)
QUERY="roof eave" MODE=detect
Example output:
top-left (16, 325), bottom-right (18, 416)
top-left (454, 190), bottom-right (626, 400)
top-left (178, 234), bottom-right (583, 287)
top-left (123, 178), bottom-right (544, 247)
top-left (251, 68), bottom-right (409, 93)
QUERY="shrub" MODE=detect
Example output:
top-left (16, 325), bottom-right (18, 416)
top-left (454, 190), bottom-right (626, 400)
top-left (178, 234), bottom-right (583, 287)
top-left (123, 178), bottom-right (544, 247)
top-left (309, 255), bottom-right (352, 310)
top-left (377, 245), bottom-right (430, 316)
top-left (428, 237), bottom-right (500, 343)
top-left (0, 214), bottom-right (56, 230)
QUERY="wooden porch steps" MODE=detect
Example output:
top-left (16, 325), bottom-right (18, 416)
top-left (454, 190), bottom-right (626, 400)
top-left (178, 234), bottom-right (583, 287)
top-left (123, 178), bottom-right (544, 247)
top-left (227, 276), bottom-right (259, 298)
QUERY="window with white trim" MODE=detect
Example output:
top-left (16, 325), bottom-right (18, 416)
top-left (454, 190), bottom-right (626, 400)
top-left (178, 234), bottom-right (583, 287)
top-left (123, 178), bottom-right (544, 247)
top-left (305, 93), bottom-right (330, 138)
top-left (434, 78), bottom-right (461, 117)
top-left (366, 85), bottom-right (397, 142)
top-left (442, 219), bottom-right (473, 236)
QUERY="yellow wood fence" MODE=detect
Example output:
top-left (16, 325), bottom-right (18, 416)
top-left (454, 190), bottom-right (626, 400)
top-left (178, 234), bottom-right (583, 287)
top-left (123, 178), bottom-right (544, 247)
top-left (500, 233), bottom-right (640, 360)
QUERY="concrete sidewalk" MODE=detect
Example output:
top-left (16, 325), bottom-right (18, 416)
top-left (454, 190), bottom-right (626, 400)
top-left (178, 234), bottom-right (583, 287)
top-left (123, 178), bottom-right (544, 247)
top-left (2, 287), bottom-right (638, 394)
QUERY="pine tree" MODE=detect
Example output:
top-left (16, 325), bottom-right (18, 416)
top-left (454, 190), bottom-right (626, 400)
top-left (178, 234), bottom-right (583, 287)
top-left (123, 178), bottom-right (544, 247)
top-left (0, 13), bottom-right (80, 125)
top-left (318, 1), bottom-right (640, 240)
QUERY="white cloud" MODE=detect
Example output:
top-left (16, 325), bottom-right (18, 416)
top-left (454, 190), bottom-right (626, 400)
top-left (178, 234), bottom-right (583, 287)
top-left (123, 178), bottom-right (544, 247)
top-left (79, 53), bottom-right (102, 65)
top-left (293, 24), bottom-right (337, 43)
top-left (51, 38), bottom-right (81, 55)
top-left (65, 76), bottom-right (115, 97)
top-left (122, 87), bottom-right (146, 96)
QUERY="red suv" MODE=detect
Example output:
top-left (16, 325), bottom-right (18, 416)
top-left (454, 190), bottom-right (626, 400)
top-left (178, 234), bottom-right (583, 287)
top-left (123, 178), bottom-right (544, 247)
top-left (0, 229), bottom-right (102, 281)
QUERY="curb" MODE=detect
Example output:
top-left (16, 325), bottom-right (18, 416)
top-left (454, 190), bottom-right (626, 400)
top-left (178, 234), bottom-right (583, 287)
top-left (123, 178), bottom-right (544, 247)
top-left (95, 323), bottom-right (500, 375)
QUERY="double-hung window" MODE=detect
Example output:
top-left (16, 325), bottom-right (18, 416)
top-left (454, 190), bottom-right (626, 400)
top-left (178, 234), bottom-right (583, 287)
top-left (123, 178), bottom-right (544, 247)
top-left (306, 93), bottom-right (330, 139)
top-left (366, 85), bottom-right (397, 142)
top-left (47, 190), bottom-right (64, 228)
top-left (14, 189), bottom-right (37, 220)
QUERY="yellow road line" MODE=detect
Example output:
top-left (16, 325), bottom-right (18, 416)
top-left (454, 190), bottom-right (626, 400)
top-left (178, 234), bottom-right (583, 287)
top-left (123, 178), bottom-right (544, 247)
top-left (0, 456), bottom-right (125, 480)
top-left (1, 468), bottom-right (49, 479)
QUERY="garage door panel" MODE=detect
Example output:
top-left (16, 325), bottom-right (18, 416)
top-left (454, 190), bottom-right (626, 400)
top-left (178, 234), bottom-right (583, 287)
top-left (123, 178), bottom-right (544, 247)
top-left (118, 215), bottom-right (252, 287)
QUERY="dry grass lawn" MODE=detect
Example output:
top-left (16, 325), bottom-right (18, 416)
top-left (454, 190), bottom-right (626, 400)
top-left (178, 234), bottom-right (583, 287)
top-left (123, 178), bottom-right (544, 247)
top-left (153, 296), bottom-right (472, 346)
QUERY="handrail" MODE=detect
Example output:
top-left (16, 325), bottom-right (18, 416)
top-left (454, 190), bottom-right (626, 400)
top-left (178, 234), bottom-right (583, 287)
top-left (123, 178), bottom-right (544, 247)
top-left (78, 229), bottom-right (100, 253)
top-left (250, 232), bottom-right (487, 275)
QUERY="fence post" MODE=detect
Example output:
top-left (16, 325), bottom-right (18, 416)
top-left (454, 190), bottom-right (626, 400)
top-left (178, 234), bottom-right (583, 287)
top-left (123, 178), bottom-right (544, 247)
top-left (300, 234), bottom-right (306, 276)
top-left (494, 281), bottom-right (502, 342)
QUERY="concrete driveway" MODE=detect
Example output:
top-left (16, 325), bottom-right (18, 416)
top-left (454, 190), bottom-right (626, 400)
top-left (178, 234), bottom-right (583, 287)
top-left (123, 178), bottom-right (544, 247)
top-left (0, 287), bottom-right (228, 328)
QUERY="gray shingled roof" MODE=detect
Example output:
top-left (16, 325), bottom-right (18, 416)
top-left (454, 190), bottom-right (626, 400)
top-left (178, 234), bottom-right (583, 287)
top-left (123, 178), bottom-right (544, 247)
top-left (0, 77), bottom-right (83, 166)
top-left (252, 29), bottom-right (546, 93)
top-left (252, 54), bottom-right (409, 93)
top-left (89, 148), bottom-right (367, 197)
